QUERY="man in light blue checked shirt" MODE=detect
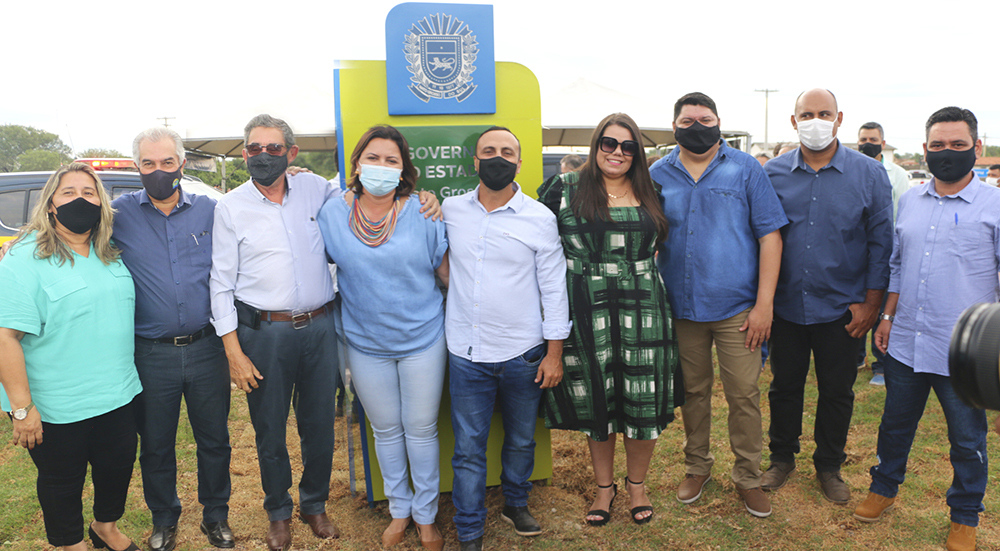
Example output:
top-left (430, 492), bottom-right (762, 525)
top-left (852, 106), bottom-right (1000, 551)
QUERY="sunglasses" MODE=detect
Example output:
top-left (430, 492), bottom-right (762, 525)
top-left (246, 143), bottom-right (287, 156)
top-left (598, 136), bottom-right (639, 157)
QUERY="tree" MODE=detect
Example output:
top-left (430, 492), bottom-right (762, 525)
top-left (0, 125), bottom-right (73, 172)
top-left (77, 148), bottom-right (126, 158)
top-left (184, 158), bottom-right (250, 192)
top-left (293, 151), bottom-right (339, 180)
top-left (16, 150), bottom-right (67, 171)
top-left (984, 145), bottom-right (1000, 158)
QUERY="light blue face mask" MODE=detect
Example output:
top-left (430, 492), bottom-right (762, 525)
top-left (359, 164), bottom-right (402, 196)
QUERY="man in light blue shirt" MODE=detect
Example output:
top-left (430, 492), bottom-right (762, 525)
top-left (853, 107), bottom-right (999, 551)
top-left (210, 114), bottom-right (341, 551)
top-left (651, 92), bottom-right (787, 519)
top-left (443, 126), bottom-right (570, 551)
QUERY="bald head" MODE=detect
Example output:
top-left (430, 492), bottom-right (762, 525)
top-left (794, 88), bottom-right (838, 117)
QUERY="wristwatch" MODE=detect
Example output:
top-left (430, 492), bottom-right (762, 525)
top-left (880, 314), bottom-right (895, 322)
top-left (12, 402), bottom-right (33, 421)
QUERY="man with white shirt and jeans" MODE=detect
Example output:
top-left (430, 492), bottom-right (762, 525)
top-left (443, 126), bottom-right (570, 551)
top-left (210, 114), bottom-right (341, 551)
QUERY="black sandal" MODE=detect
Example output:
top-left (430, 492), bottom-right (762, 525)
top-left (626, 477), bottom-right (653, 525)
top-left (585, 483), bottom-right (618, 526)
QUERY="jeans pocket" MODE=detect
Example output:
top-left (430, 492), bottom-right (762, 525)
top-left (520, 344), bottom-right (546, 367)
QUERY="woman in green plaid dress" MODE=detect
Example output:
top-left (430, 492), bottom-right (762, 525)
top-left (539, 113), bottom-right (680, 527)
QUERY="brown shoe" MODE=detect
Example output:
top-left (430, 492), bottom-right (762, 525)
top-left (852, 492), bottom-right (895, 522)
top-left (760, 462), bottom-right (795, 491)
top-left (265, 519), bottom-right (291, 551)
top-left (415, 523), bottom-right (444, 551)
top-left (299, 512), bottom-right (340, 539)
top-left (677, 474), bottom-right (712, 504)
top-left (736, 486), bottom-right (772, 518)
top-left (382, 518), bottom-right (410, 547)
top-left (946, 522), bottom-right (976, 551)
top-left (816, 471), bottom-right (850, 504)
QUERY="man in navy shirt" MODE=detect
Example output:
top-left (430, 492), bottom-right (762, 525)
top-left (651, 92), bottom-right (787, 519)
top-left (761, 89), bottom-right (893, 504)
top-left (112, 128), bottom-right (233, 551)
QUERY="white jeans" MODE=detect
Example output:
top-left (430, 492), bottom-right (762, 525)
top-left (346, 335), bottom-right (446, 523)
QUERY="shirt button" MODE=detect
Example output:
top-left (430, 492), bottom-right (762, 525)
top-left (804, 269), bottom-right (809, 273)
top-left (919, 307), bottom-right (923, 311)
top-left (473, 325), bottom-right (477, 328)
top-left (691, 209), bottom-right (695, 213)
top-left (806, 245), bottom-right (811, 249)
top-left (169, 238), bottom-right (174, 242)
top-left (172, 259), bottom-right (177, 263)
top-left (917, 331), bottom-right (922, 336)
top-left (175, 281), bottom-right (180, 285)
top-left (804, 291), bottom-right (808, 295)
top-left (478, 258), bottom-right (482, 262)
top-left (687, 254), bottom-right (691, 257)
top-left (479, 236), bottom-right (483, 239)
top-left (689, 230), bottom-right (693, 234)
top-left (930, 225), bottom-right (935, 229)
top-left (939, 201), bottom-right (943, 205)
top-left (925, 252), bottom-right (929, 256)
top-left (812, 197), bottom-right (817, 201)
top-left (921, 279), bottom-right (925, 283)
top-left (810, 222), bottom-right (814, 225)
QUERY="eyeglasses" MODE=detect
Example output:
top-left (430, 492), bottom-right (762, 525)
top-left (245, 143), bottom-right (287, 156)
top-left (598, 136), bottom-right (639, 157)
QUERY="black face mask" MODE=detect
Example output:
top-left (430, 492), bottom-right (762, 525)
top-left (859, 142), bottom-right (882, 159)
top-left (674, 121), bottom-right (721, 155)
top-left (477, 156), bottom-right (518, 191)
top-left (54, 197), bottom-right (102, 234)
top-left (247, 153), bottom-right (289, 187)
top-left (926, 147), bottom-right (977, 183)
top-left (141, 168), bottom-right (182, 200)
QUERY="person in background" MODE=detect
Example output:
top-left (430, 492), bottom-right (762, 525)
top-left (0, 163), bottom-right (143, 551)
top-left (853, 106), bottom-right (998, 551)
top-left (541, 113), bottom-right (681, 527)
top-left (855, 121), bottom-right (911, 386)
top-left (114, 128), bottom-right (233, 551)
top-left (773, 143), bottom-right (797, 158)
top-left (318, 125), bottom-right (448, 551)
top-left (560, 154), bottom-right (584, 173)
top-left (651, 92), bottom-right (787, 519)
top-left (755, 153), bottom-right (772, 166)
top-left (646, 153), bottom-right (662, 167)
top-left (987, 164), bottom-right (1000, 187)
top-left (445, 126), bottom-right (569, 551)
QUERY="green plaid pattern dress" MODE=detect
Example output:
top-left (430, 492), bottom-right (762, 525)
top-left (539, 173), bottom-right (680, 441)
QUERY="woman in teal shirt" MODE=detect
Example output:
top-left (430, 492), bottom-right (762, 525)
top-left (0, 163), bottom-right (143, 551)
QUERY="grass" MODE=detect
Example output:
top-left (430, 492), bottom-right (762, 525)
top-left (1, 346), bottom-right (997, 550)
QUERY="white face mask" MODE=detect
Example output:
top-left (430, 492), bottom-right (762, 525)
top-left (796, 118), bottom-right (836, 151)
top-left (987, 177), bottom-right (999, 187)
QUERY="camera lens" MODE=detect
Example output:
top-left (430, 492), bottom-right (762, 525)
top-left (949, 303), bottom-right (1000, 410)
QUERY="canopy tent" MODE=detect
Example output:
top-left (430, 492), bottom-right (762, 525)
top-left (179, 78), bottom-right (749, 156)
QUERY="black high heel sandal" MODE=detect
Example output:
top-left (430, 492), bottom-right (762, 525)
top-left (585, 483), bottom-right (618, 527)
top-left (89, 524), bottom-right (140, 551)
top-left (626, 477), bottom-right (654, 525)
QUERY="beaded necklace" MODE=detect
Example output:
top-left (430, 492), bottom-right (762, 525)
top-left (349, 195), bottom-right (399, 247)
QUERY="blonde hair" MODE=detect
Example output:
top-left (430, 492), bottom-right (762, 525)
top-left (14, 162), bottom-right (119, 266)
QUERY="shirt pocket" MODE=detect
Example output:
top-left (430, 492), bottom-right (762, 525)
top-left (108, 263), bottom-right (136, 305)
top-left (43, 275), bottom-right (90, 322)
top-left (948, 223), bottom-right (992, 260)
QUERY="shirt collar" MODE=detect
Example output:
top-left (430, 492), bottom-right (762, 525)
top-left (923, 173), bottom-right (982, 204)
top-left (791, 139), bottom-right (847, 174)
top-left (470, 182), bottom-right (524, 213)
top-left (138, 186), bottom-right (192, 209)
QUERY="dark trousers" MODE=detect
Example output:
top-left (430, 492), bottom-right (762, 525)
top-left (134, 333), bottom-right (231, 526)
top-left (27, 400), bottom-right (137, 547)
top-left (768, 313), bottom-right (860, 472)
top-left (869, 354), bottom-right (987, 526)
top-left (239, 311), bottom-right (340, 521)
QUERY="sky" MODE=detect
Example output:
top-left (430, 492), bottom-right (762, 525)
top-left (3, 0), bottom-right (998, 157)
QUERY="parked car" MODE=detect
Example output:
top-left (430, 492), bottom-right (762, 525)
top-left (0, 170), bottom-right (222, 242)
top-left (907, 170), bottom-right (933, 188)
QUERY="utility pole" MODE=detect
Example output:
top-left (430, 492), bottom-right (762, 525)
top-left (755, 89), bottom-right (778, 146)
top-left (158, 116), bottom-right (175, 128)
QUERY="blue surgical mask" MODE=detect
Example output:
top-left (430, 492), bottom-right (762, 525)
top-left (359, 164), bottom-right (402, 196)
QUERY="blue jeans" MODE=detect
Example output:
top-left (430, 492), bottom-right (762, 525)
top-left (239, 310), bottom-right (340, 521)
top-left (347, 336), bottom-right (446, 524)
top-left (869, 354), bottom-right (987, 526)
top-left (134, 333), bottom-right (231, 526)
top-left (449, 345), bottom-right (545, 542)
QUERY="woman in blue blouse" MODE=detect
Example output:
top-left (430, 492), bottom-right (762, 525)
top-left (318, 126), bottom-right (448, 551)
top-left (0, 163), bottom-right (143, 551)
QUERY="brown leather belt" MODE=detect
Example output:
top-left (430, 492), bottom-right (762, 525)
top-left (240, 300), bottom-right (335, 330)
